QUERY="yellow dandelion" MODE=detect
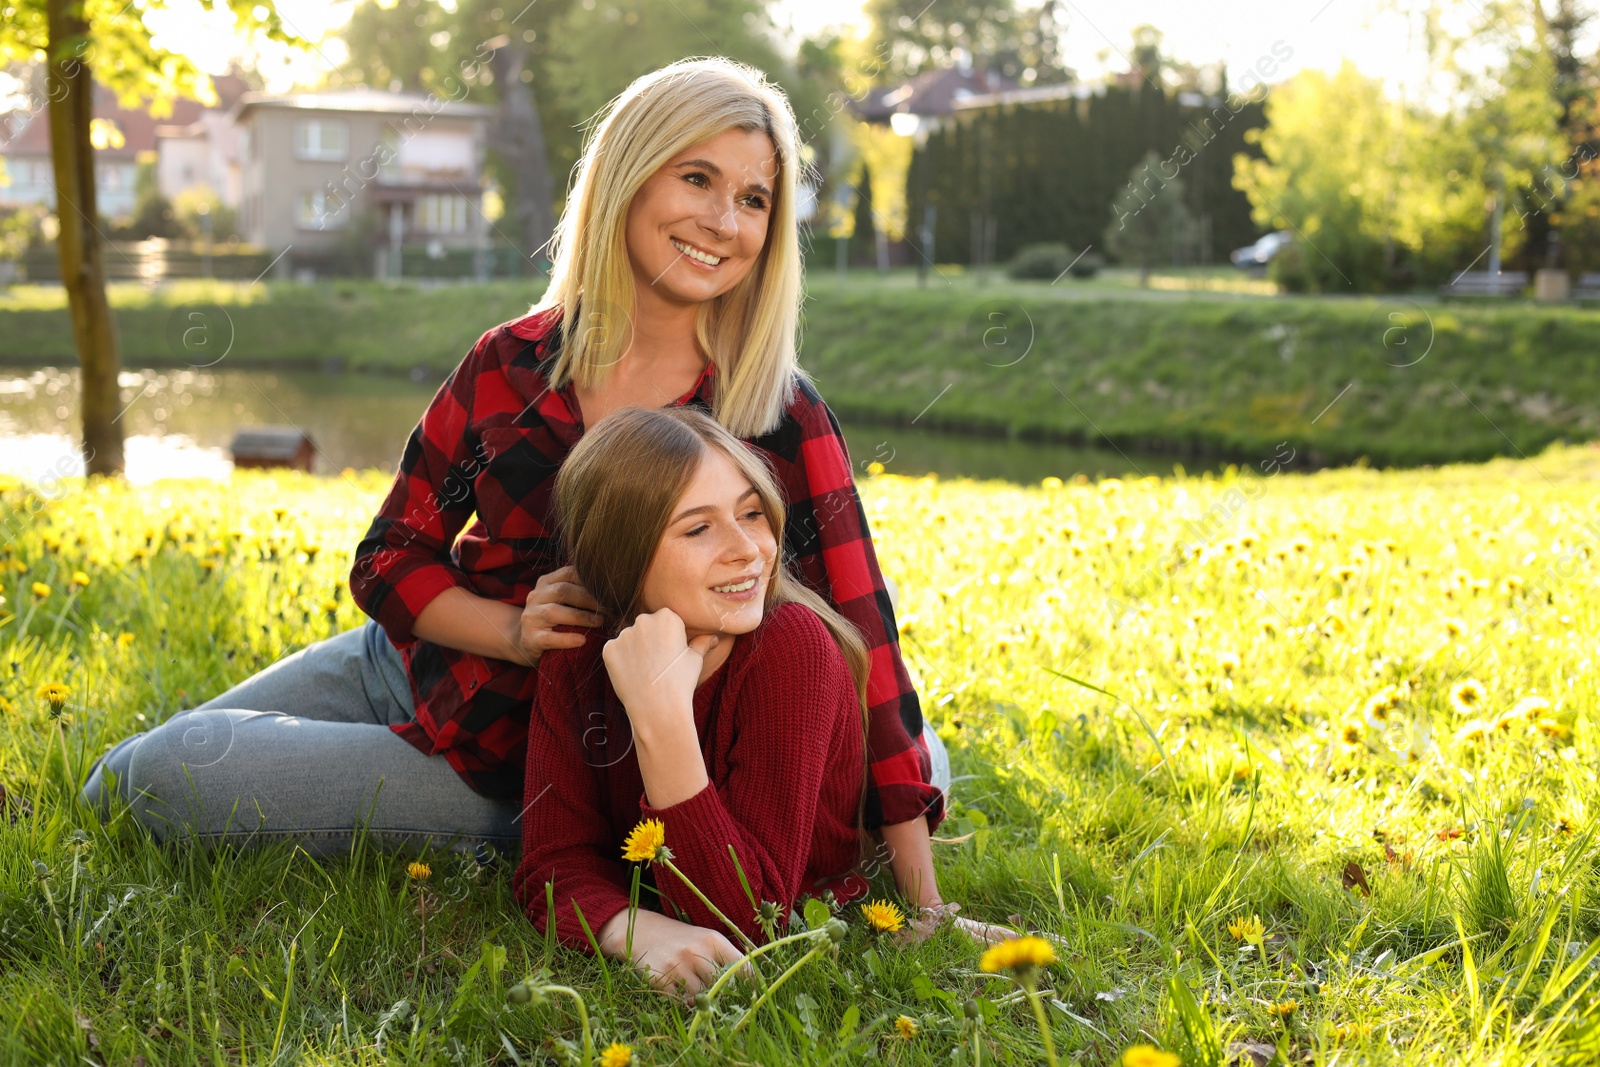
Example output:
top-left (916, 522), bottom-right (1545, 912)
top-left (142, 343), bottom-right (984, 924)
top-left (979, 934), bottom-right (1056, 974)
top-left (1122, 1046), bottom-right (1181, 1067)
top-left (621, 818), bottom-right (667, 864)
top-left (37, 683), bottom-right (71, 714)
top-left (1444, 618), bottom-right (1464, 638)
top-left (1363, 690), bottom-right (1394, 721)
top-left (117, 632), bottom-right (135, 650)
top-left (1492, 709), bottom-right (1524, 732)
top-left (1227, 914), bottom-right (1265, 941)
top-left (31, 581), bottom-right (50, 599)
top-left (1536, 718), bottom-right (1572, 740)
top-left (1511, 695), bottom-right (1552, 720)
top-left (1216, 650), bottom-right (1240, 674)
top-left (0, 695), bottom-right (15, 716)
top-left (1291, 537), bottom-right (1310, 553)
top-left (1341, 722), bottom-right (1363, 745)
top-left (1260, 619), bottom-right (1278, 638)
top-left (1335, 563), bottom-right (1358, 581)
top-left (1449, 679), bottom-right (1486, 714)
top-left (1041, 476), bottom-right (1064, 490)
top-left (860, 898), bottom-right (906, 933)
top-left (1267, 999), bottom-right (1298, 1017)
top-left (1454, 719), bottom-right (1492, 743)
top-left (71, 571), bottom-right (90, 587)
top-left (598, 1042), bottom-right (632, 1067)
top-left (894, 1015), bottom-right (919, 1039)
top-left (406, 861), bottom-right (432, 880)
top-left (866, 461), bottom-right (885, 477)
top-left (1499, 575), bottom-right (1523, 594)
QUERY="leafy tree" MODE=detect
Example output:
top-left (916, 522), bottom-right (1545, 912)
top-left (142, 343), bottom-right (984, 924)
top-left (1, 0), bottom-right (296, 476)
top-left (865, 0), bottom-right (1071, 85)
top-left (545, 0), bottom-right (799, 127)
top-left (1233, 51), bottom-right (1559, 292)
top-left (1125, 24), bottom-right (1218, 93)
top-left (849, 161), bottom-right (877, 264)
top-left (1103, 150), bottom-right (1194, 285)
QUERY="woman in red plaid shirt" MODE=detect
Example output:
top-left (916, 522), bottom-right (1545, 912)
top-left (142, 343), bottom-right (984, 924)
top-left (82, 56), bottom-right (965, 935)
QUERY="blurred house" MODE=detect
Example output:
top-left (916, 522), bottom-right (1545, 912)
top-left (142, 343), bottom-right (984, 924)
top-left (231, 88), bottom-right (495, 267)
top-left (0, 77), bottom-right (245, 217)
top-left (852, 53), bottom-right (1022, 129)
top-left (154, 74), bottom-right (253, 209)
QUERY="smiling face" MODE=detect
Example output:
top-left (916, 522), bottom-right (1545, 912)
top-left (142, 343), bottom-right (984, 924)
top-left (639, 444), bottom-right (778, 639)
top-left (624, 127), bottom-right (777, 307)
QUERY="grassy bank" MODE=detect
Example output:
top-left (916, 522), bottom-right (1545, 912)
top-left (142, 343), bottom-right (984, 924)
top-left (3, 444), bottom-right (1599, 1063)
top-left (2, 273), bottom-right (1597, 466)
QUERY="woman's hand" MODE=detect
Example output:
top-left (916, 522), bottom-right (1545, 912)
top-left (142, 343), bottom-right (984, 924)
top-left (601, 608), bottom-right (718, 732)
top-left (516, 565), bottom-right (604, 664)
top-left (598, 908), bottom-right (746, 997)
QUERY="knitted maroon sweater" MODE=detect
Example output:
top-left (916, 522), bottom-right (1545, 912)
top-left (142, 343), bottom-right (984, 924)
top-left (513, 601), bottom-right (870, 950)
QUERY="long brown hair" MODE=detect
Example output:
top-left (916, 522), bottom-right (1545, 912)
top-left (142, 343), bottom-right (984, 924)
top-left (553, 405), bottom-right (870, 712)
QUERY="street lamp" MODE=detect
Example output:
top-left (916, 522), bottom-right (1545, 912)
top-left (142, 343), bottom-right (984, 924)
top-left (890, 110), bottom-right (935, 288)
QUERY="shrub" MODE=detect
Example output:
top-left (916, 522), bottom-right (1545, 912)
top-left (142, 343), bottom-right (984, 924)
top-left (1008, 243), bottom-right (1099, 281)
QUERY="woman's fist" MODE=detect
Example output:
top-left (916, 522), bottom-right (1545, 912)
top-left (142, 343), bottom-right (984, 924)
top-left (601, 608), bottom-right (717, 728)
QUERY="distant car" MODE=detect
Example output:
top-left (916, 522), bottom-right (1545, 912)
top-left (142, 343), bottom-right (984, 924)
top-left (1230, 230), bottom-right (1292, 269)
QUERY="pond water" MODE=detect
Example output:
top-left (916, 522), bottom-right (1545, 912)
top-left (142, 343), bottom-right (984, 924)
top-left (0, 367), bottom-right (1199, 486)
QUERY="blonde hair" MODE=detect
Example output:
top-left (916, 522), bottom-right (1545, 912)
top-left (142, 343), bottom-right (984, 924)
top-left (532, 57), bottom-right (808, 438)
top-left (553, 405), bottom-right (869, 714)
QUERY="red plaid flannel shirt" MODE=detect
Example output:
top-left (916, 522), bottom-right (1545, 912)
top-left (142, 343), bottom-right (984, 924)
top-left (349, 306), bottom-right (943, 829)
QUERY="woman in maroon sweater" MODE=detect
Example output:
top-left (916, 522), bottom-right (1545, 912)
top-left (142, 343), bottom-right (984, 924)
top-left (514, 405), bottom-right (873, 993)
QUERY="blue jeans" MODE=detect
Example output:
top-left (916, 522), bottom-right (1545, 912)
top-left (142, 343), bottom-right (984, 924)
top-left (81, 620), bottom-right (953, 856)
top-left (81, 620), bottom-right (524, 857)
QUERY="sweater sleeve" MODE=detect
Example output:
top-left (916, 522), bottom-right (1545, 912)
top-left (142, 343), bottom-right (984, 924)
top-left (778, 385), bottom-right (944, 832)
top-left (639, 608), bottom-right (864, 944)
top-left (348, 331), bottom-right (495, 650)
top-left (512, 637), bottom-right (634, 951)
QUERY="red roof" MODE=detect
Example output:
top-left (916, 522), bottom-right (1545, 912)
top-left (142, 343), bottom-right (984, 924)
top-left (0, 73), bottom-right (249, 158)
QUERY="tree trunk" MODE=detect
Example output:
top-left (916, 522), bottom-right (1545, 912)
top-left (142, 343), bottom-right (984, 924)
top-left (46, 0), bottom-right (123, 477)
top-left (488, 41), bottom-right (554, 278)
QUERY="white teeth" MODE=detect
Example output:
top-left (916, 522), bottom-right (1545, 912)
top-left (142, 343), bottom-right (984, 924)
top-left (672, 238), bottom-right (722, 265)
top-left (713, 577), bottom-right (756, 593)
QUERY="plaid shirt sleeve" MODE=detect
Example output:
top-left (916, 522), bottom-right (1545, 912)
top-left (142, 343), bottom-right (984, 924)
top-left (349, 332), bottom-right (493, 650)
top-left (757, 378), bottom-right (945, 832)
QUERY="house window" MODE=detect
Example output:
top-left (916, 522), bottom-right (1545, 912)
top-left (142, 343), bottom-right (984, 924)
top-left (416, 194), bottom-right (470, 234)
top-left (294, 120), bottom-right (349, 162)
top-left (295, 188), bottom-right (350, 229)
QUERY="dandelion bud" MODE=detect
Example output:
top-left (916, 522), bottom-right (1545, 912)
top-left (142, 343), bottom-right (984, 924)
top-left (693, 992), bottom-right (711, 1011)
top-left (825, 919), bottom-right (848, 944)
top-left (33, 860), bottom-right (50, 880)
top-left (963, 998), bottom-right (982, 1020)
top-left (506, 983), bottom-right (532, 1005)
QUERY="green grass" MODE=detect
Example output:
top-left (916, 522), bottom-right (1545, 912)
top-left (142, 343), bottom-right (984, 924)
top-left (2, 271), bottom-right (1597, 468)
top-left (3, 443), bottom-right (1600, 1064)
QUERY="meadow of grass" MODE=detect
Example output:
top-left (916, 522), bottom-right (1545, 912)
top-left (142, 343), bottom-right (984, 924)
top-left (2, 272), bottom-right (1597, 467)
top-left (2, 442), bottom-right (1600, 1065)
